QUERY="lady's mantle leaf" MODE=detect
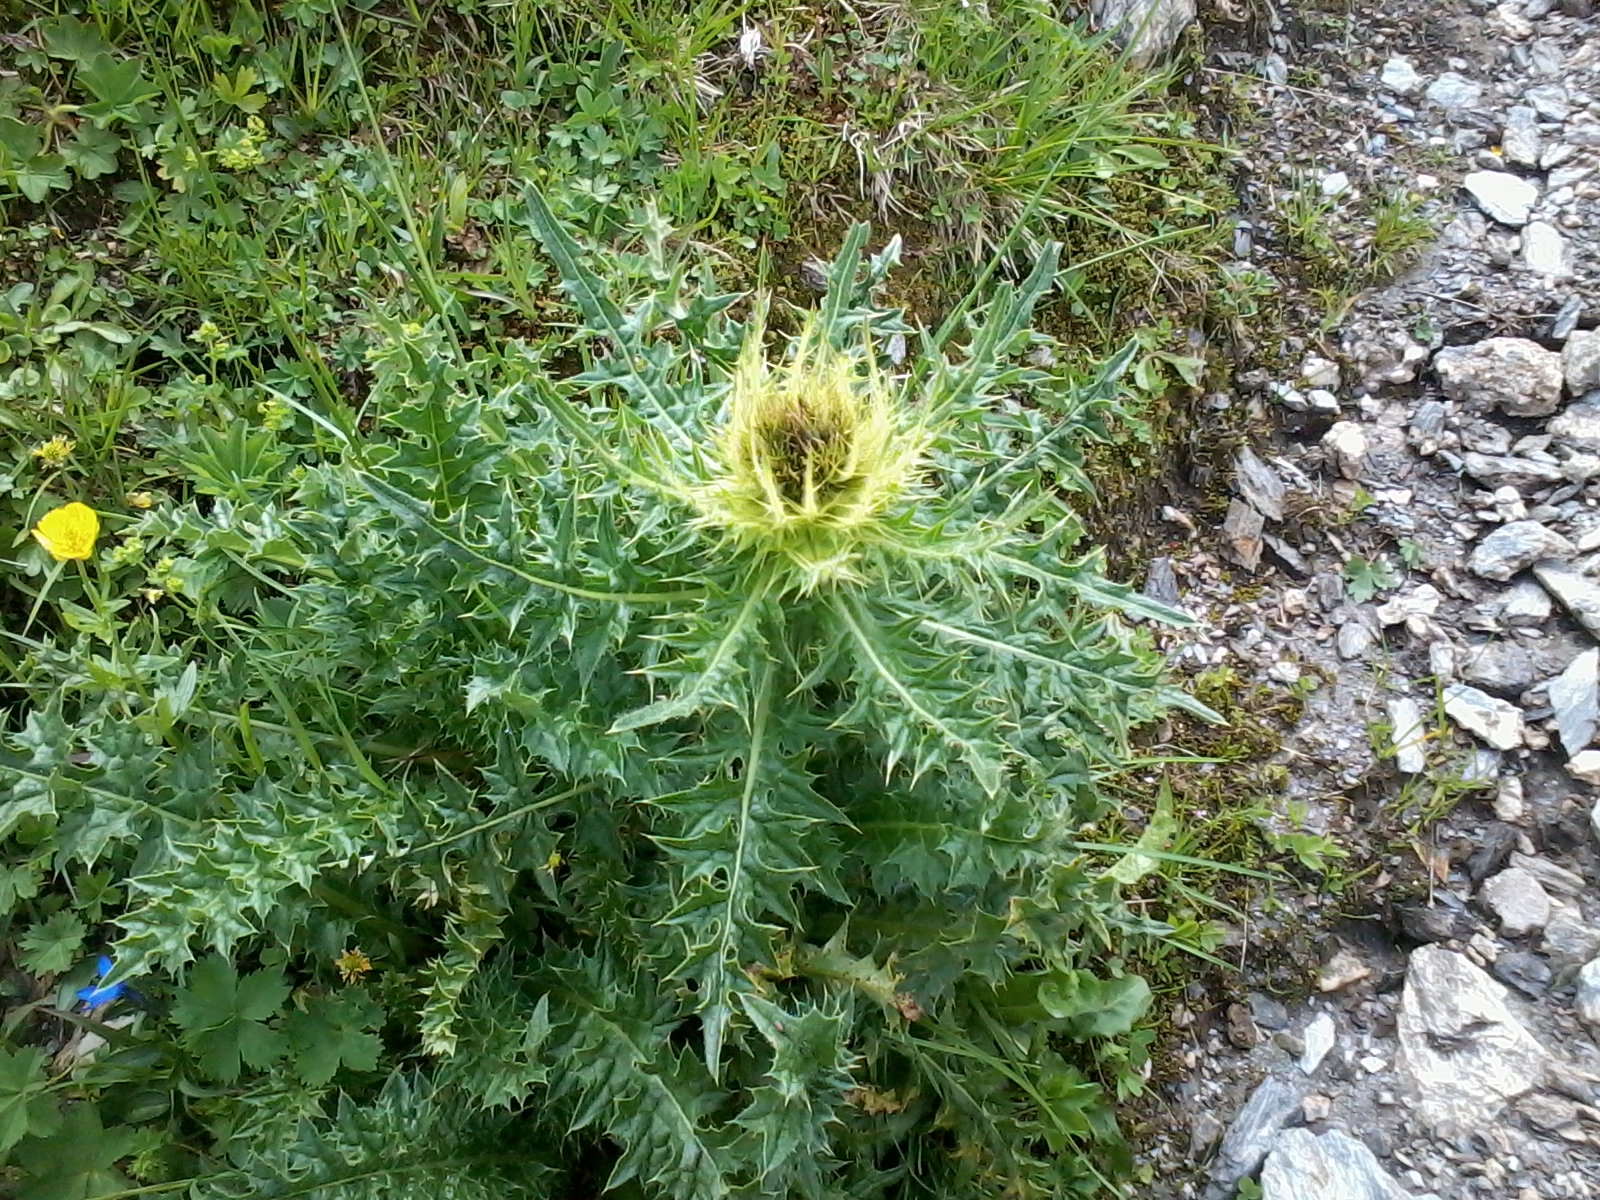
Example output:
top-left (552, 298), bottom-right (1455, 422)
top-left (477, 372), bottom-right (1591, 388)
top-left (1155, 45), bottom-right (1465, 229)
top-left (18, 913), bottom-right (86, 977)
top-left (172, 955), bottom-right (289, 1081)
top-left (286, 988), bottom-right (385, 1086)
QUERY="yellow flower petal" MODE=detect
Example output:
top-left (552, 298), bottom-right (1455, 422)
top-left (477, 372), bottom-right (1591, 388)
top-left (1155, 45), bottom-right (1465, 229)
top-left (32, 502), bottom-right (100, 562)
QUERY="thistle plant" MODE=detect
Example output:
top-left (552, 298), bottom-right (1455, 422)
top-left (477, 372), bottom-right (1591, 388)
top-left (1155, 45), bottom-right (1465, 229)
top-left (0, 192), bottom-right (1205, 1198)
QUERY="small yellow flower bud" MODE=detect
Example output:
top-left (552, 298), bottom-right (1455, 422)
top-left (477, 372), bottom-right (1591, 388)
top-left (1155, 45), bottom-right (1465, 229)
top-left (31, 436), bottom-right (75, 467)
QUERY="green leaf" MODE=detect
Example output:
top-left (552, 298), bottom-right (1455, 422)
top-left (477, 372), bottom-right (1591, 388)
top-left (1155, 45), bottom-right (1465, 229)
top-left (12, 155), bottom-right (72, 203)
top-left (15, 1105), bottom-right (137, 1200)
top-left (550, 957), bottom-right (734, 1200)
top-left (832, 594), bottom-right (1005, 794)
top-left (1039, 971), bottom-right (1152, 1040)
top-left (522, 185), bottom-right (694, 451)
top-left (60, 124), bottom-right (120, 180)
top-left (1104, 782), bottom-right (1178, 886)
top-left (0, 1047), bottom-right (57, 1158)
top-left (609, 578), bottom-right (773, 733)
top-left (172, 955), bottom-right (289, 1081)
top-left (285, 988), bottom-right (385, 1086)
top-left (0, 117), bottom-right (42, 163)
top-left (212, 67), bottom-right (267, 113)
top-left (0, 862), bottom-right (43, 917)
top-left (194, 1074), bottom-right (552, 1200)
top-left (1343, 555), bottom-right (1400, 604)
top-left (40, 17), bottom-right (114, 63)
top-left (19, 912), bottom-right (86, 976)
top-left (74, 55), bottom-right (159, 125)
top-left (733, 996), bottom-right (854, 1193)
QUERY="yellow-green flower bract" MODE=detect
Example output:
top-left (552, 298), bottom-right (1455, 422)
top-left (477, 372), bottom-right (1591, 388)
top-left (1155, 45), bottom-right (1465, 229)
top-left (691, 317), bottom-right (930, 591)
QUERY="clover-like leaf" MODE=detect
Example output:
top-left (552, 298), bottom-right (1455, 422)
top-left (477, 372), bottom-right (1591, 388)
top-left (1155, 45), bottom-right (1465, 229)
top-left (60, 124), bottom-right (120, 180)
top-left (171, 955), bottom-right (289, 1081)
top-left (75, 55), bottom-right (159, 127)
top-left (15, 1104), bottom-right (136, 1200)
top-left (285, 988), bottom-right (385, 1086)
top-left (40, 16), bottom-right (114, 64)
top-left (18, 912), bottom-right (86, 977)
top-left (0, 1047), bottom-right (57, 1158)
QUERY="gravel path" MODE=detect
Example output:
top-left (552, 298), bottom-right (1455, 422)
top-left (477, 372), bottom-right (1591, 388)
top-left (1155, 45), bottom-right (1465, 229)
top-left (1120, 0), bottom-right (1600, 1193)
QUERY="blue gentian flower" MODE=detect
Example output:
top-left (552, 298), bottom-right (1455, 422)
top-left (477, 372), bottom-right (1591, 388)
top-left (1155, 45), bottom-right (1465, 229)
top-left (76, 956), bottom-right (127, 1008)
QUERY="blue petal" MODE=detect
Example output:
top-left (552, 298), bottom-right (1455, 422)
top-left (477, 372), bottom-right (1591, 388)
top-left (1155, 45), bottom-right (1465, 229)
top-left (76, 956), bottom-right (127, 1006)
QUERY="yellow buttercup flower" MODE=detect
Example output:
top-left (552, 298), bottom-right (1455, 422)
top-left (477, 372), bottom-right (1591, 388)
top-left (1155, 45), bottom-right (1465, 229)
top-left (32, 502), bottom-right (100, 562)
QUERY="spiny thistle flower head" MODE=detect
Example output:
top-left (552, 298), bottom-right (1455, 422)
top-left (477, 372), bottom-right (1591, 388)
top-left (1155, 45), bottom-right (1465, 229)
top-left (691, 316), bottom-right (930, 591)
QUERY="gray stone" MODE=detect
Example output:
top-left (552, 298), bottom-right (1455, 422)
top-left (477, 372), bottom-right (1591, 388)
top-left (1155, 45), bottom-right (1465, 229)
top-left (1318, 948), bottom-right (1372, 991)
top-left (1380, 56), bottom-right (1424, 94)
top-left (1443, 683), bottom-right (1525, 750)
top-left (1410, 399), bottom-right (1448, 445)
top-left (1465, 821), bottom-right (1518, 885)
top-left (1540, 907), bottom-right (1600, 969)
top-left (1501, 577), bottom-right (1553, 626)
top-left (1389, 697), bottom-right (1428, 774)
top-left (1462, 170), bottom-right (1540, 227)
top-left (1396, 946), bottom-right (1549, 1130)
top-left (1350, 334), bottom-right (1429, 388)
top-left (1552, 295), bottom-right (1584, 341)
top-left (1322, 421), bottom-right (1368, 479)
top-left (1468, 520), bottom-right (1575, 580)
top-left (1262, 533), bottom-right (1308, 576)
top-left (1376, 584), bottom-right (1440, 627)
top-left (1460, 748), bottom-right (1502, 784)
top-left (1495, 774), bottom-right (1526, 823)
top-left (1249, 992), bottom-right (1290, 1030)
top-left (1486, 228), bottom-right (1520, 266)
top-left (1092, 0), bottom-right (1195, 65)
top-left (1565, 330), bottom-right (1600, 396)
top-left (1222, 498), bottom-right (1264, 572)
top-left (1261, 1128), bottom-right (1415, 1200)
top-left (1568, 748), bottom-right (1600, 784)
top-left (1425, 72), bottom-right (1483, 109)
top-left (1491, 951), bottom-right (1553, 997)
top-left (1522, 221), bottom-right (1573, 278)
top-left (1144, 557), bottom-right (1180, 606)
top-left (1459, 640), bottom-right (1539, 695)
top-left (1550, 395), bottom-right (1600, 452)
top-left (1502, 106), bottom-right (1543, 167)
top-left (1235, 447), bottom-right (1286, 521)
top-left (1575, 958), bottom-right (1600, 1025)
top-left (1479, 866), bottom-right (1552, 936)
top-left (1434, 338), bottom-right (1564, 417)
top-left (1507, 852), bottom-right (1586, 899)
top-left (1548, 647), bottom-right (1599, 756)
top-left (1300, 355), bottom-right (1340, 389)
top-left (1338, 619), bottom-right (1375, 660)
top-left (1300, 1011), bottom-right (1337, 1075)
top-left (1190, 1111), bottom-right (1225, 1158)
top-left (1207, 1076), bottom-right (1304, 1193)
top-left (1525, 83), bottom-right (1572, 121)
top-left (1518, 1092), bottom-right (1582, 1135)
top-left (1533, 560), bottom-right (1600, 640)
top-left (1397, 901), bottom-right (1473, 944)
